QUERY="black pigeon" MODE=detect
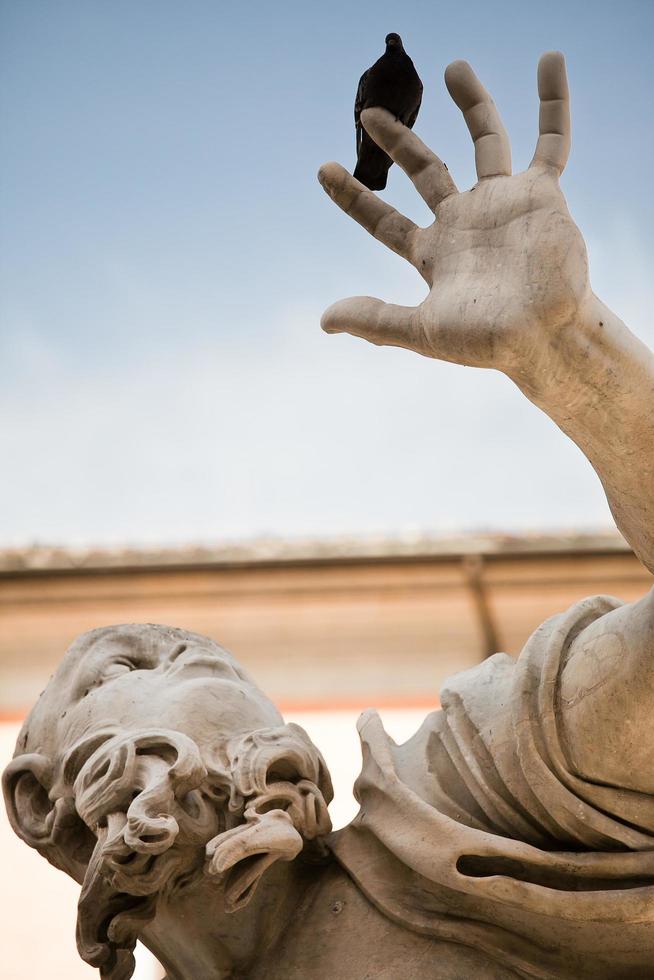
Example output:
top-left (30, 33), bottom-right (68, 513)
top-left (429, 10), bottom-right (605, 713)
top-left (354, 33), bottom-right (423, 191)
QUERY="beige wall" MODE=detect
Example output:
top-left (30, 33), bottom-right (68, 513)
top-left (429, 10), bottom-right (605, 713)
top-left (1, 545), bottom-right (651, 713)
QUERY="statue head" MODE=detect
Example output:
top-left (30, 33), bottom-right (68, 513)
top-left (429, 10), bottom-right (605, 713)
top-left (3, 624), bottom-right (333, 979)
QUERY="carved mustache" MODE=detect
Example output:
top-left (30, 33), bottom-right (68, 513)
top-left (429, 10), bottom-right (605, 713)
top-left (73, 727), bottom-right (230, 980)
top-left (70, 723), bottom-right (332, 979)
top-left (71, 729), bottom-right (227, 891)
top-left (205, 725), bottom-right (333, 911)
top-left (70, 723), bottom-right (332, 906)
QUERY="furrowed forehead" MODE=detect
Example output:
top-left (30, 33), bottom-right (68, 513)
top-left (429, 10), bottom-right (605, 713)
top-left (15, 624), bottom-right (254, 756)
top-left (62, 623), bottom-right (240, 667)
top-left (67, 625), bottom-right (163, 665)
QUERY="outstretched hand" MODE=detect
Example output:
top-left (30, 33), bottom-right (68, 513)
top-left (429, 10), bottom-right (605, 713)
top-left (319, 53), bottom-right (588, 380)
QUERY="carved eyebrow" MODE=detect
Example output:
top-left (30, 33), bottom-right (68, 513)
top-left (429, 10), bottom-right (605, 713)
top-left (98, 642), bottom-right (155, 667)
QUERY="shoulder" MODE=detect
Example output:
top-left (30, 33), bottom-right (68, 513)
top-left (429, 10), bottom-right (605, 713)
top-left (559, 587), bottom-right (654, 791)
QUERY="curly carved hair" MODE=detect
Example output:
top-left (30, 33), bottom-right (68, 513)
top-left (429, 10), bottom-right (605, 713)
top-left (5, 721), bottom-right (333, 980)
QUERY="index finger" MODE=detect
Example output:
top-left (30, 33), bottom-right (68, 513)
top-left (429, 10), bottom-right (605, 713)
top-left (360, 108), bottom-right (458, 211)
top-left (530, 51), bottom-right (570, 175)
top-left (318, 161), bottom-right (420, 264)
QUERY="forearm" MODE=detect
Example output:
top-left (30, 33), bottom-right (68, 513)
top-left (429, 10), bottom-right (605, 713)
top-left (511, 294), bottom-right (654, 572)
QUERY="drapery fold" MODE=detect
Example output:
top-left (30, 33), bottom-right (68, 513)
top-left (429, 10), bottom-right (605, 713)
top-left (329, 595), bottom-right (654, 978)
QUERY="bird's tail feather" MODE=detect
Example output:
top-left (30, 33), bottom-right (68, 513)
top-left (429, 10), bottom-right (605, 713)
top-left (353, 164), bottom-right (388, 191)
top-left (354, 130), bottom-right (393, 191)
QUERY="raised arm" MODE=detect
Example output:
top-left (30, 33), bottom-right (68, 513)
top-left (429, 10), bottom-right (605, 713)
top-left (318, 53), bottom-right (654, 573)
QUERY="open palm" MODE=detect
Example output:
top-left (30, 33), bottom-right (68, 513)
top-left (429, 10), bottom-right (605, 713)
top-left (319, 53), bottom-right (586, 375)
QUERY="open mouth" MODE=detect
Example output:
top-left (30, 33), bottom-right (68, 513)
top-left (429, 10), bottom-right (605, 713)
top-left (107, 848), bottom-right (157, 877)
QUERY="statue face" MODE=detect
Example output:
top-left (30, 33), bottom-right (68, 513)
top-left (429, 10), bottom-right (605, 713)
top-left (5, 624), bottom-right (332, 980)
top-left (42, 625), bottom-right (283, 776)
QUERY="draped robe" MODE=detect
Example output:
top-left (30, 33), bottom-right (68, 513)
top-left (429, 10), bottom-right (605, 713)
top-left (328, 596), bottom-right (654, 979)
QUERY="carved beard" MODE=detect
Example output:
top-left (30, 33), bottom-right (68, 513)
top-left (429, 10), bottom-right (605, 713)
top-left (68, 725), bottom-right (332, 980)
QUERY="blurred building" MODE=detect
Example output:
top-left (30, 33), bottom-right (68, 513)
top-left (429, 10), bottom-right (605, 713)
top-left (2, 531), bottom-right (651, 716)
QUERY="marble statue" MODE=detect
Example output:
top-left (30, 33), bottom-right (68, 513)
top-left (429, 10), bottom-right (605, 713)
top-left (5, 53), bottom-right (654, 979)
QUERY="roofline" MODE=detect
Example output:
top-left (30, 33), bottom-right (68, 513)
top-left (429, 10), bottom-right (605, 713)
top-left (0, 531), bottom-right (634, 577)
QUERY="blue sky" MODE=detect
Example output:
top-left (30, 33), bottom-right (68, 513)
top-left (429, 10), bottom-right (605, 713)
top-left (1, 0), bottom-right (653, 546)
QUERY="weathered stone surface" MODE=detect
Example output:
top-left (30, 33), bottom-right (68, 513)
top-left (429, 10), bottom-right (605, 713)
top-left (5, 52), bottom-right (654, 978)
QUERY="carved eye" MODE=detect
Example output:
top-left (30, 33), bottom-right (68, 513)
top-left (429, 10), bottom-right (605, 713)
top-left (99, 657), bottom-right (140, 683)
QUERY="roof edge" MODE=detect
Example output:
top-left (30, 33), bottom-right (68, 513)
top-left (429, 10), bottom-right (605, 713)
top-left (0, 530), bottom-right (633, 574)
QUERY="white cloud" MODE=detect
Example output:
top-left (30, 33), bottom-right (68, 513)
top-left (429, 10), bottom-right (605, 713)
top-left (1, 293), bottom-right (617, 546)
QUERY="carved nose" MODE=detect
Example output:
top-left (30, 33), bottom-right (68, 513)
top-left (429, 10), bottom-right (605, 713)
top-left (168, 642), bottom-right (188, 664)
top-left (166, 645), bottom-right (240, 681)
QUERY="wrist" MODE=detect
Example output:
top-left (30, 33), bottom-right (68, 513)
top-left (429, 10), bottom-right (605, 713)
top-left (509, 294), bottom-right (654, 440)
